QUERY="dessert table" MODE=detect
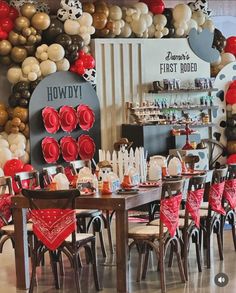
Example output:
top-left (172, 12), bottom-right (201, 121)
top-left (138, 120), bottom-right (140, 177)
top-left (12, 187), bottom-right (162, 293)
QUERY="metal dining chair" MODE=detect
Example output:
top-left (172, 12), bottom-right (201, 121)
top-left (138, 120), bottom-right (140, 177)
top-left (21, 188), bottom-right (101, 293)
top-left (128, 178), bottom-right (186, 293)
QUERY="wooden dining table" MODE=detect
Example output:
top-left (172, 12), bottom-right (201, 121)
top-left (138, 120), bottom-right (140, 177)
top-left (12, 187), bottom-right (161, 293)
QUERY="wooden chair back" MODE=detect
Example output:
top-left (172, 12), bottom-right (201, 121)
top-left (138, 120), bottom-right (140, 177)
top-left (227, 164), bottom-right (236, 180)
top-left (15, 171), bottom-right (40, 189)
top-left (160, 178), bottom-right (184, 238)
top-left (42, 165), bottom-right (65, 186)
top-left (0, 176), bottom-right (14, 195)
top-left (212, 166), bottom-right (228, 183)
top-left (183, 155), bottom-right (199, 170)
top-left (69, 160), bottom-right (91, 176)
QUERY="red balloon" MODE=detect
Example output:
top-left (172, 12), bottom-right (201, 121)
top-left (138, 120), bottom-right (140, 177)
top-left (144, 0), bottom-right (165, 14)
top-left (22, 164), bottom-right (34, 172)
top-left (0, 28), bottom-right (7, 39)
top-left (8, 6), bottom-right (18, 21)
top-left (0, 1), bottom-right (10, 19)
top-left (3, 159), bottom-right (24, 177)
top-left (1, 17), bottom-right (14, 33)
top-left (229, 80), bottom-right (236, 90)
top-left (225, 36), bottom-right (236, 56)
top-left (226, 88), bottom-right (236, 105)
top-left (227, 154), bottom-right (236, 164)
top-left (82, 55), bottom-right (95, 69)
top-left (77, 65), bottom-right (86, 75)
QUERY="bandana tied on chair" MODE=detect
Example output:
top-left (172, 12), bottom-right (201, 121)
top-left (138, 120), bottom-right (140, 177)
top-left (30, 209), bottom-right (76, 250)
top-left (209, 182), bottom-right (226, 215)
top-left (223, 179), bottom-right (236, 210)
top-left (186, 189), bottom-right (204, 228)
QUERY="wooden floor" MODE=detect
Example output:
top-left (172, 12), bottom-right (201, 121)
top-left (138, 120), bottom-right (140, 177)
top-left (1, 226), bottom-right (236, 293)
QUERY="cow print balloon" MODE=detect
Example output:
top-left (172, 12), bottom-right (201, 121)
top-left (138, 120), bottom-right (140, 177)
top-left (57, 0), bottom-right (82, 21)
top-left (83, 68), bottom-right (96, 88)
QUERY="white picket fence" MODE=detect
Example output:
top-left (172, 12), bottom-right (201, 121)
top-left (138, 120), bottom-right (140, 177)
top-left (98, 147), bottom-right (147, 182)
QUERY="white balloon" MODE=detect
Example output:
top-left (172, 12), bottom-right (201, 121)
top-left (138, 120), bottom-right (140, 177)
top-left (186, 19), bottom-right (198, 34)
top-left (176, 27), bottom-right (185, 36)
top-left (64, 19), bottom-right (80, 35)
top-left (173, 4), bottom-right (192, 22)
top-left (56, 58), bottom-right (70, 71)
top-left (0, 147), bottom-right (12, 168)
top-left (109, 5), bottom-right (122, 21)
top-left (0, 139), bottom-right (9, 148)
top-left (131, 18), bottom-right (147, 34)
top-left (133, 2), bottom-right (148, 14)
top-left (8, 133), bottom-right (26, 145)
top-left (120, 23), bottom-right (132, 37)
top-left (22, 57), bottom-right (39, 68)
top-left (141, 14), bottom-right (153, 27)
top-left (148, 24), bottom-right (155, 38)
top-left (155, 31), bottom-right (163, 38)
top-left (78, 12), bottom-right (93, 26)
top-left (153, 14), bottom-right (167, 27)
top-left (162, 27), bottom-right (169, 36)
top-left (7, 67), bottom-right (22, 84)
top-left (192, 11), bottom-right (205, 26)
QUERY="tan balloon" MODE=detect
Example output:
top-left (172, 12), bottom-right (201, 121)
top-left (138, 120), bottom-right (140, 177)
top-left (83, 3), bottom-right (95, 14)
top-left (0, 40), bottom-right (12, 56)
top-left (13, 107), bottom-right (29, 123)
top-left (20, 3), bottom-right (37, 19)
top-left (22, 27), bottom-right (31, 37)
top-left (15, 16), bottom-right (30, 31)
top-left (8, 31), bottom-right (19, 46)
top-left (31, 13), bottom-right (50, 30)
top-left (93, 12), bottom-right (107, 30)
top-left (18, 35), bottom-right (27, 45)
top-left (0, 110), bottom-right (8, 126)
top-left (40, 60), bottom-right (57, 76)
top-left (27, 35), bottom-right (37, 45)
top-left (11, 47), bottom-right (27, 63)
top-left (96, 5), bottom-right (109, 18)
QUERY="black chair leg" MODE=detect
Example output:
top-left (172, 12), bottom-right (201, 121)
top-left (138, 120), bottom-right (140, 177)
top-left (49, 251), bottom-right (60, 289)
top-left (91, 239), bottom-right (101, 291)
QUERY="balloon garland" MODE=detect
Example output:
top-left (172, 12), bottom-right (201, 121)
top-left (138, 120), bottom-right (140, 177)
top-left (0, 0), bottom-right (235, 170)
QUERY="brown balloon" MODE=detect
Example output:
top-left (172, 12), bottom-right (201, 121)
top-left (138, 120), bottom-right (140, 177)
top-left (0, 103), bottom-right (6, 111)
top-left (13, 107), bottom-right (29, 123)
top-left (31, 12), bottom-right (50, 31)
top-left (22, 124), bottom-right (29, 137)
top-left (106, 21), bottom-right (116, 33)
top-left (0, 110), bottom-right (8, 126)
top-left (11, 46), bottom-right (28, 63)
top-left (15, 16), bottom-right (30, 31)
top-left (20, 3), bottom-right (37, 19)
top-left (96, 4), bottom-right (109, 18)
top-left (82, 3), bottom-right (95, 14)
top-left (93, 12), bottom-right (107, 30)
top-left (7, 107), bottom-right (14, 119)
top-left (12, 117), bottom-right (21, 126)
top-left (4, 120), bottom-right (12, 134)
top-left (0, 40), bottom-right (12, 56)
top-left (18, 35), bottom-right (27, 45)
top-left (8, 31), bottom-right (20, 46)
top-left (19, 122), bottom-right (26, 131)
top-left (22, 27), bottom-right (32, 37)
top-left (27, 35), bottom-right (37, 45)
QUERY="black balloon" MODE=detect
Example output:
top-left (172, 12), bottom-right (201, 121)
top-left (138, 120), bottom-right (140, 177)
top-left (42, 17), bottom-right (64, 44)
top-left (13, 81), bottom-right (30, 93)
top-left (19, 98), bottom-right (29, 108)
top-left (8, 92), bottom-right (21, 107)
top-left (21, 90), bottom-right (31, 99)
top-left (71, 35), bottom-right (84, 49)
top-left (164, 24), bottom-right (175, 38)
top-left (56, 33), bottom-right (72, 47)
top-left (213, 28), bottom-right (226, 53)
top-left (163, 8), bottom-right (173, 25)
top-left (30, 79), bottom-right (41, 92)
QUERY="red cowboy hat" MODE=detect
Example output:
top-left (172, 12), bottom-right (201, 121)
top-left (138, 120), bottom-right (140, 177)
top-left (42, 137), bottom-right (60, 163)
top-left (77, 134), bottom-right (95, 160)
top-left (60, 136), bottom-right (78, 162)
top-left (59, 105), bottom-right (78, 133)
top-left (42, 107), bottom-right (60, 134)
top-left (77, 104), bottom-right (95, 131)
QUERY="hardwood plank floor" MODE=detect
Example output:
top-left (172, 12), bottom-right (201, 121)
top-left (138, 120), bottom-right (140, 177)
top-left (0, 228), bottom-right (236, 293)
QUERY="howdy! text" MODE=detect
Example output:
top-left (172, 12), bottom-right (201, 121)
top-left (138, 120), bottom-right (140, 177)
top-left (47, 85), bottom-right (82, 101)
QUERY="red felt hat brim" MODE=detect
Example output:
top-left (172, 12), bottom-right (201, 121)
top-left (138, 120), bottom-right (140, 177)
top-left (59, 106), bottom-right (78, 133)
top-left (42, 107), bottom-right (60, 134)
top-left (77, 134), bottom-right (95, 160)
top-left (42, 137), bottom-right (60, 164)
top-left (60, 136), bottom-right (78, 162)
top-left (77, 104), bottom-right (95, 131)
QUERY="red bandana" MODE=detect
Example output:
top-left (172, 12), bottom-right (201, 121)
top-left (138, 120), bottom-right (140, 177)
top-left (186, 189), bottom-right (204, 228)
top-left (0, 194), bottom-right (12, 228)
top-left (209, 182), bottom-right (226, 215)
top-left (160, 193), bottom-right (182, 237)
top-left (223, 179), bottom-right (236, 210)
top-left (30, 209), bottom-right (76, 250)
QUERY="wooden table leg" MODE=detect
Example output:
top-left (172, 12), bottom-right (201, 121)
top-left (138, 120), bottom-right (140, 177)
top-left (13, 207), bottom-right (30, 290)
top-left (116, 210), bottom-right (129, 293)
